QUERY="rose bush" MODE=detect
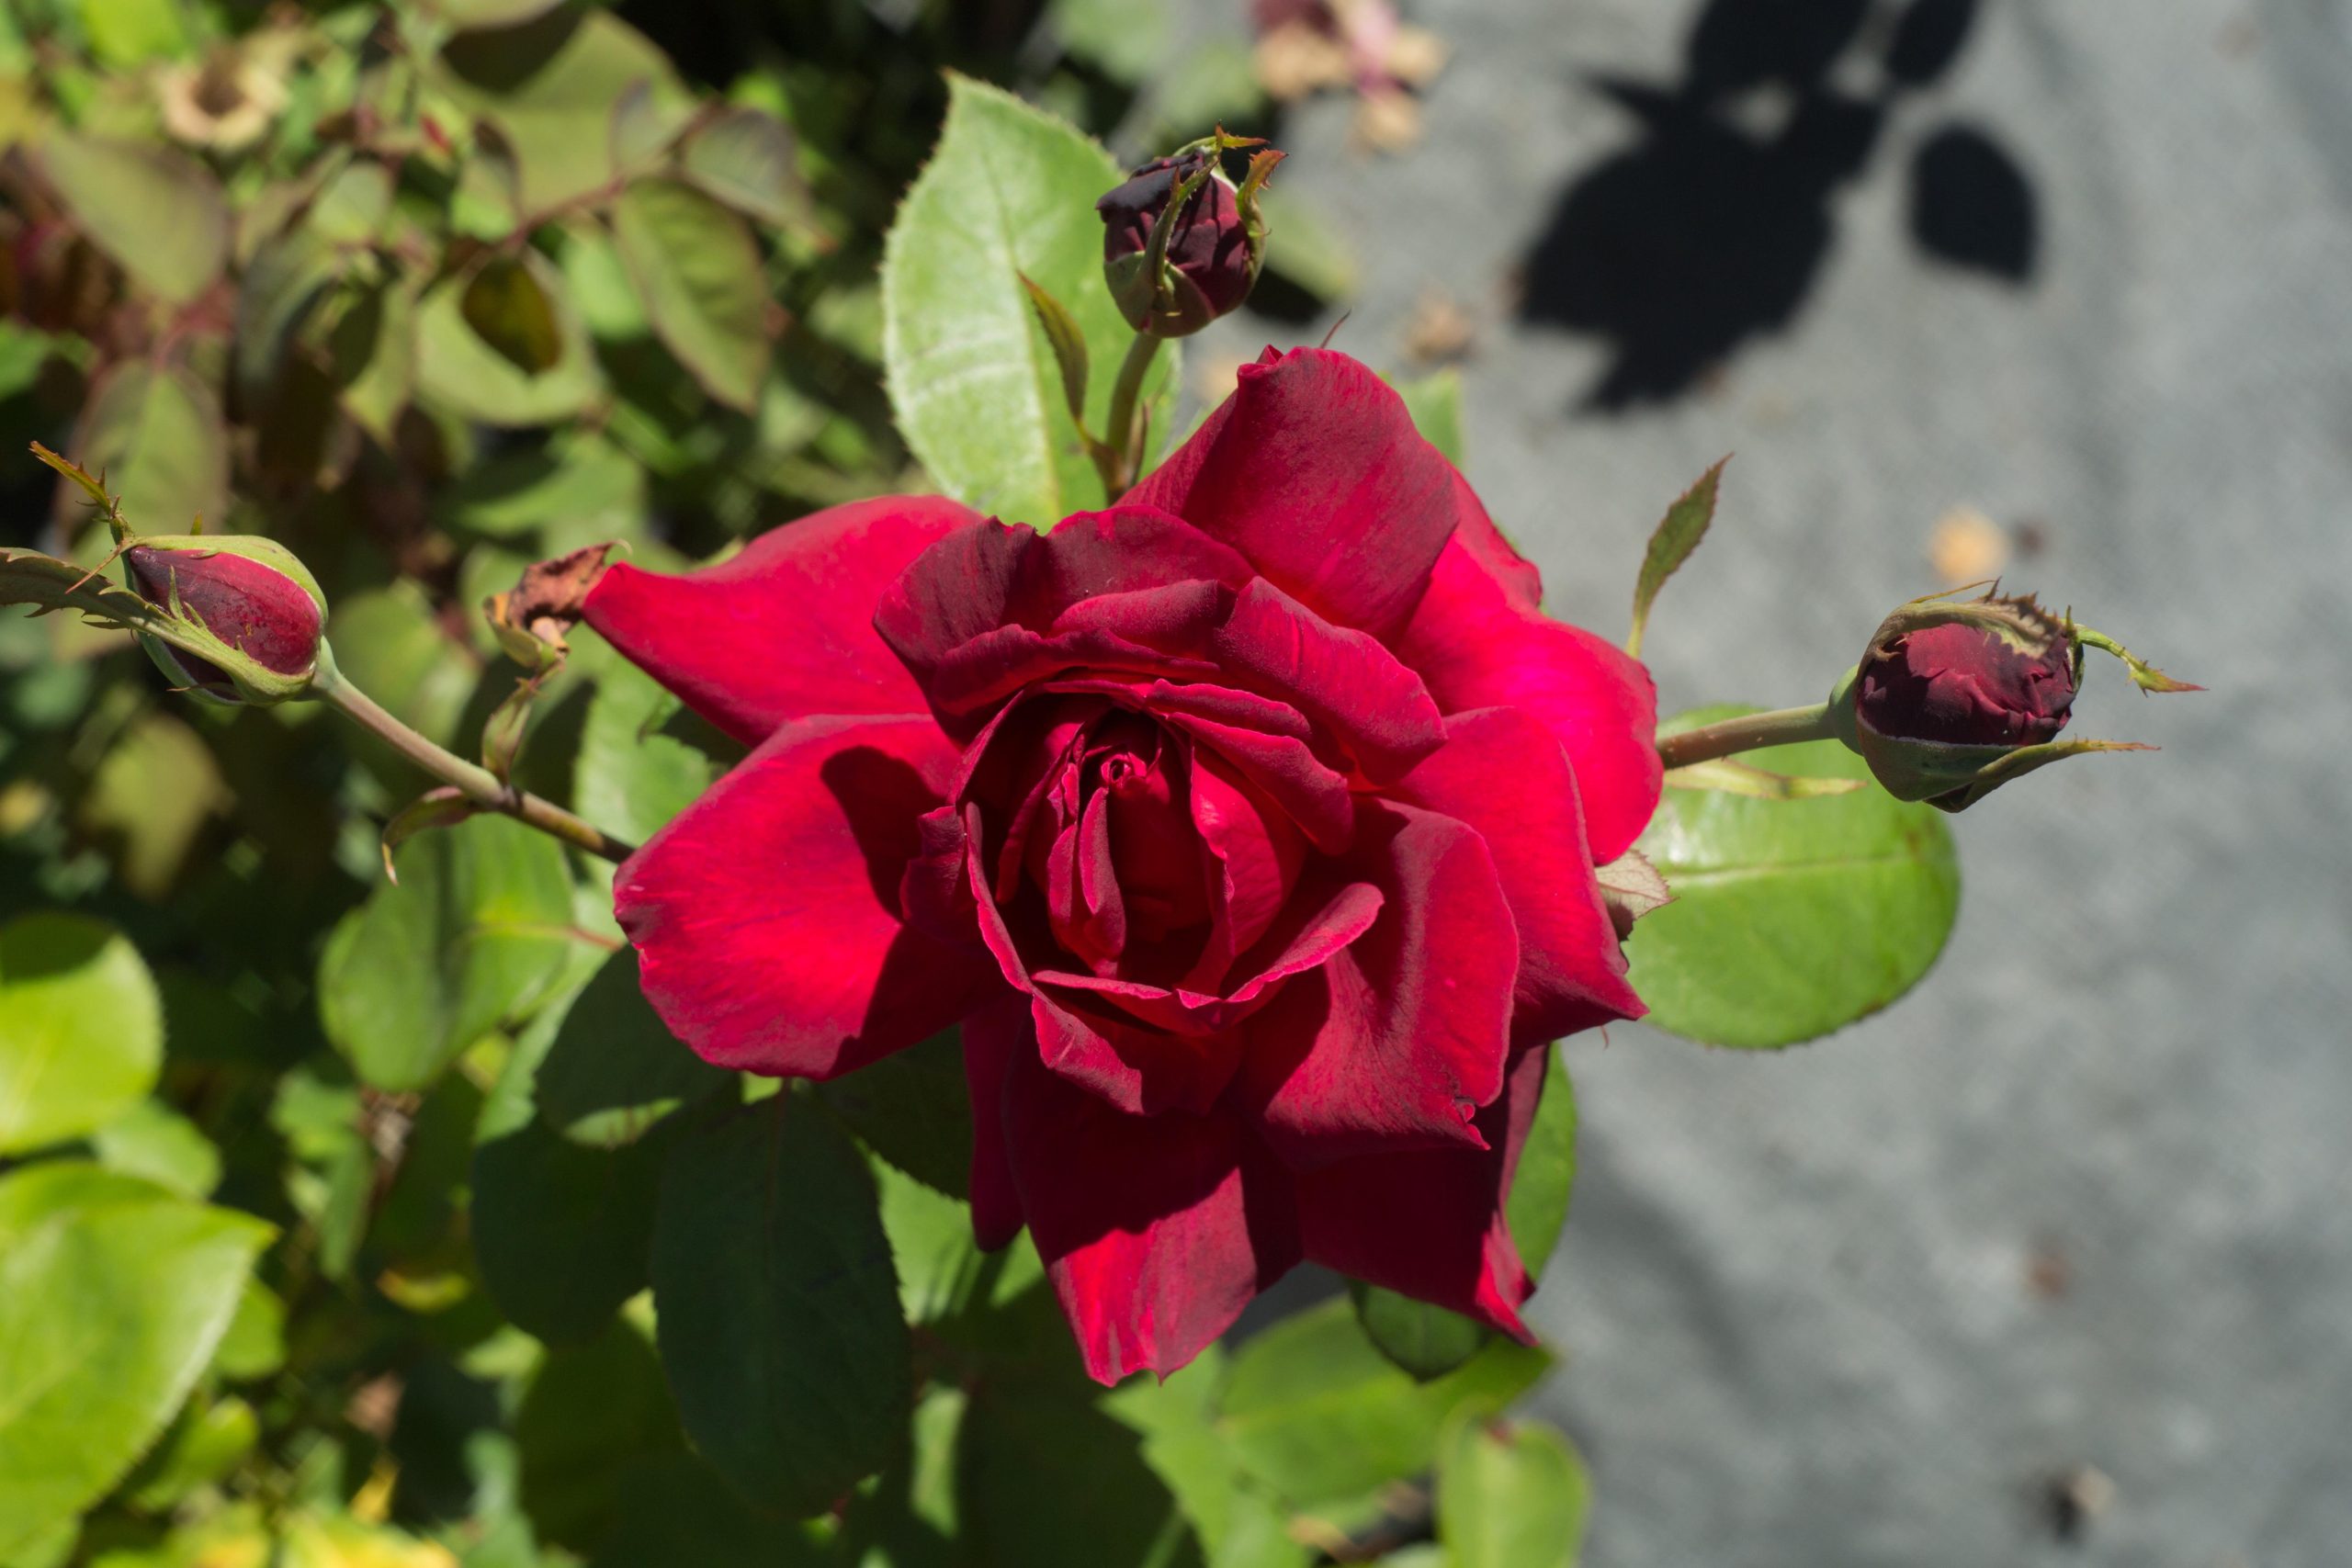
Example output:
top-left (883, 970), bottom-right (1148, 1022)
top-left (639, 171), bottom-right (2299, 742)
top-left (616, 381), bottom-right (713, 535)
top-left (582, 345), bottom-right (1663, 1382)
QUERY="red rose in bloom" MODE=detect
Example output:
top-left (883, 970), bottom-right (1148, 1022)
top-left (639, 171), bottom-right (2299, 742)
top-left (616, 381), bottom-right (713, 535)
top-left (582, 348), bottom-right (1661, 1382)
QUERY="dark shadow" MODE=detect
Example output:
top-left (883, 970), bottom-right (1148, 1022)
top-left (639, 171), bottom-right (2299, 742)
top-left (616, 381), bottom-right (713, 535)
top-left (1910, 122), bottom-right (2037, 279)
top-left (1517, 0), bottom-right (2038, 408)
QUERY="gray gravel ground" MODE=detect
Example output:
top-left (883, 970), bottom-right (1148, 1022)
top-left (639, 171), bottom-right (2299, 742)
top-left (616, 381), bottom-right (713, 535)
top-left (1183, 0), bottom-right (2352, 1562)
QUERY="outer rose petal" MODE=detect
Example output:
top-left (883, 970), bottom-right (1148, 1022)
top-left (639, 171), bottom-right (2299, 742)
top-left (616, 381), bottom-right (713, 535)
top-left (1391, 706), bottom-right (1645, 1043)
top-left (1002, 1048), bottom-right (1301, 1383)
top-left (1393, 533), bottom-right (1663, 863)
top-left (616, 716), bottom-right (999, 1078)
top-left (962, 987), bottom-right (1033, 1251)
top-left (1124, 346), bottom-right (1459, 639)
top-left (1236, 801), bottom-right (1517, 1167)
top-left (1293, 1042), bottom-right (1555, 1339)
top-left (584, 495), bottom-right (981, 745)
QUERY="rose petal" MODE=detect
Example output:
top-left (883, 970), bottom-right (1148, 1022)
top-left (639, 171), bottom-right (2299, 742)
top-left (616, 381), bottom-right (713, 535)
top-left (1188, 748), bottom-right (1307, 968)
top-left (1003, 1049), bottom-right (1300, 1383)
top-left (1236, 800), bottom-right (1516, 1166)
top-left (584, 495), bottom-right (982, 744)
top-left (1206, 579), bottom-right (1445, 784)
top-left (1393, 535), bottom-right (1663, 863)
top-left (1446, 471), bottom-right (1544, 612)
top-left (1028, 987), bottom-right (1244, 1116)
top-left (874, 508), bottom-right (1250, 705)
top-left (962, 987), bottom-right (1034, 1251)
top-left (616, 716), bottom-right (998, 1078)
top-left (1391, 706), bottom-right (1645, 1043)
top-left (1125, 346), bottom-right (1458, 638)
top-left (1292, 1043), bottom-right (1553, 1339)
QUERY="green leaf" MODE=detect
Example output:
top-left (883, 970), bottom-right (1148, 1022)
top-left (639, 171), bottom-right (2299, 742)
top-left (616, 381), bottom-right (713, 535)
top-left (471, 975), bottom-right (686, 1343)
top-left (323, 581), bottom-right (480, 749)
top-left (1053, 0), bottom-right (1173, 82)
top-left (611, 178), bottom-right (771, 412)
top-left (1503, 1043), bottom-right (1576, 1275)
top-left (1106, 1348), bottom-right (1313, 1568)
top-left (1624, 707), bottom-right (1960, 1048)
top-left (571, 646), bottom-right (728, 846)
top-left (872, 1158), bottom-right (987, 1327)
top-left (71, 361), bottom-right (229, 537)
top-left (122, 1394), bottom-right (257, 1512)
top-left (585, 1453), bottom-right (831, 1567)
top-left (210, 1279), bottom-right (286, 1383)
top-left (417, 250), bottom-right (602, 427)
top-left (0, 913), bottom-right (163, 1156)
top-left (515, 1315), bottom-right (684, 1553)
top-left (435, 8), bottom-right (686, 219)
top-left (1020, 274), bottom-right (1092, 433)
top-left (317, 814), bottom-right (577, 1090)
top-left (1394, 369), bottom-right (1465, 466)
top-left (958, 1376), bottom-right (1203, 1568)
top-left (532, 946), bottom-right (728, 1149)
top-left (438, 433), bottom-right (644, 542)
top-left (80, 0), bottom-right (187, 68)
top-left (650, 1096), bottom-right (911, 1517)
top-left (462, 255), bottom-right (566, 375)
top-left (881, 74), bottom-right (1174, 526)
top-left (679, 107), bottom-right (805, 230)
top-left (1626, 457), bottom-right (1727, 660)
top-left (90, 1100), bottom-right (220, 1199)
top-left (1217, 1299), bottom-right (1550, 1506)
top-left (36, 135), bottom-right (227, 305)
top-left (815, 1026), bottom-right (971, 1196)
top-left (0, 1164), bottom-right (270, 1557)
top-left (1434, 1416), bottom-right (1591, 1568)
top-left (321, 277), bottom-right (417, 448)
top-left (1252, 188), bottom-right (1356, 305)
top-left (440, 0), bottom-right (569, 31)
top-left (1350, 1283), bottom-right (1487, 1384)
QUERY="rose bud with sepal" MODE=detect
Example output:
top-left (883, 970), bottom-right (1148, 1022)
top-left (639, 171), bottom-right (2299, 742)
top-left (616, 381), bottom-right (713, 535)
top-left (121, 534), bottom-right (329, 705)
top-left (1098, 135), bottom-right (1283, 337)
top-left (1828, 588), bottom-right (2198, 812)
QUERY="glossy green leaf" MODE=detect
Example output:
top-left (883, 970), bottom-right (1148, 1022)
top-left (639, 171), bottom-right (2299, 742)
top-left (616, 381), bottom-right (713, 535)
top-left (1435, 1416), bottom-right (1591, 1568)
top-left (532, 946), bottom-right (727, 1149)
top-left (417, 250), bottom-right (602, 427)
top-left (650, 1096), bottom-right (910, 1516)
top-left (72, 361), bottom-right (229, 537)
top-left (1107, 1348), bottom-right (1312, 1568)
top-left (37, 135), bottom-right (227, 304)
top-left (1625, 707), bottom-right (1961, 1047)
top-left (462, 255), bottom-right (565, 375)
top-left (571, 648), bottom-right (728, 846)
top-left (0, 1164), bottom-right (270, 1557)
top-left (318, 814), bottom-right (577, 1090)
top-left (612, 178), bottom-right (770, 412)
top-left (872, 1158), bottom-right (987, 1326)
top-left (1626, 458), bottom-right (1727, 659)
top-left (958, 1376), bottom-right (1203, 1568)
top-left (680, 107), bottom-right (804, 230)
top-left (881, 74), bottom-right (1174, 526)
top-left (0, 913), bottom-right (163, 1156)
top-left (1217, 1299), bottom-right (1551, 1506)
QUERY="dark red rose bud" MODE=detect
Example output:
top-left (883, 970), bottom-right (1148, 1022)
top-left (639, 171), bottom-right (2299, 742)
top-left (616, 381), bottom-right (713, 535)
top-left (121, 535), bottom-right (328, 705)
top-left (1831, 590), bottom-right (2195, 812)
top-left (1098, 141), bottom-right (1281, 337)
top-left (1857, 611), bottom-right (2075, 746)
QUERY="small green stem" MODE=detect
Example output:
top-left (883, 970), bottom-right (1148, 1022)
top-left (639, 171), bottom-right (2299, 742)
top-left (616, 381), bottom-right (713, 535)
top-left (1656, 703), bottom-right (1842, 770)
top-left (316, 664), bottom-right (637, 864)
top-left (1102, 332), bottom-right (1164, 494)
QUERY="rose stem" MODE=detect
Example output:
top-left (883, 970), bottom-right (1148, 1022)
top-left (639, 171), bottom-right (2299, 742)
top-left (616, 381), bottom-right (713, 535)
top-left (1654, 702), bottom-right (1842, 770)
top-left (1102, 331), bottom-right (1164, 494)
top-left (314, 663), bottom-right (638, 865)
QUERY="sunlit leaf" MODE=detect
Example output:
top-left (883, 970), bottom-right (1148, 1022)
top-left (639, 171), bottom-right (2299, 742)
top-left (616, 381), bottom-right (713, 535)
top-left (36, 135), bottom-right (227, 305)
top-left (611, 178), bottom-right (770, 412)
top-left (0, 914), bottom-right (163, 1156)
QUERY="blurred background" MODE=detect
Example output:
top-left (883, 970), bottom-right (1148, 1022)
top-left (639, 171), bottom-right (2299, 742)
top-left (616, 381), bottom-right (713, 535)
top-left (2, 0), bottom-right (2344, 1564)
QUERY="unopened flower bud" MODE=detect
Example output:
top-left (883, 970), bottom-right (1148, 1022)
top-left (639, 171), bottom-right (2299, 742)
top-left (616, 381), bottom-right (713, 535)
top-left (123, 535), bottom-right (327, 705)
top-left (1098, 141), bottom-right (1281, 338)
top-left (1829, 590), bottom-right (2196, 812)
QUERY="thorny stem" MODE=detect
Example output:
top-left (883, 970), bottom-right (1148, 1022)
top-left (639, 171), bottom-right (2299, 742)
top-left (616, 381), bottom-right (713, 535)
top-left (315, 663), bottom-right (637, 864)
top-left (1655, 703), bottom-right (1842, 770)
top-left (1102, 331), bottom-right (1164, 494)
